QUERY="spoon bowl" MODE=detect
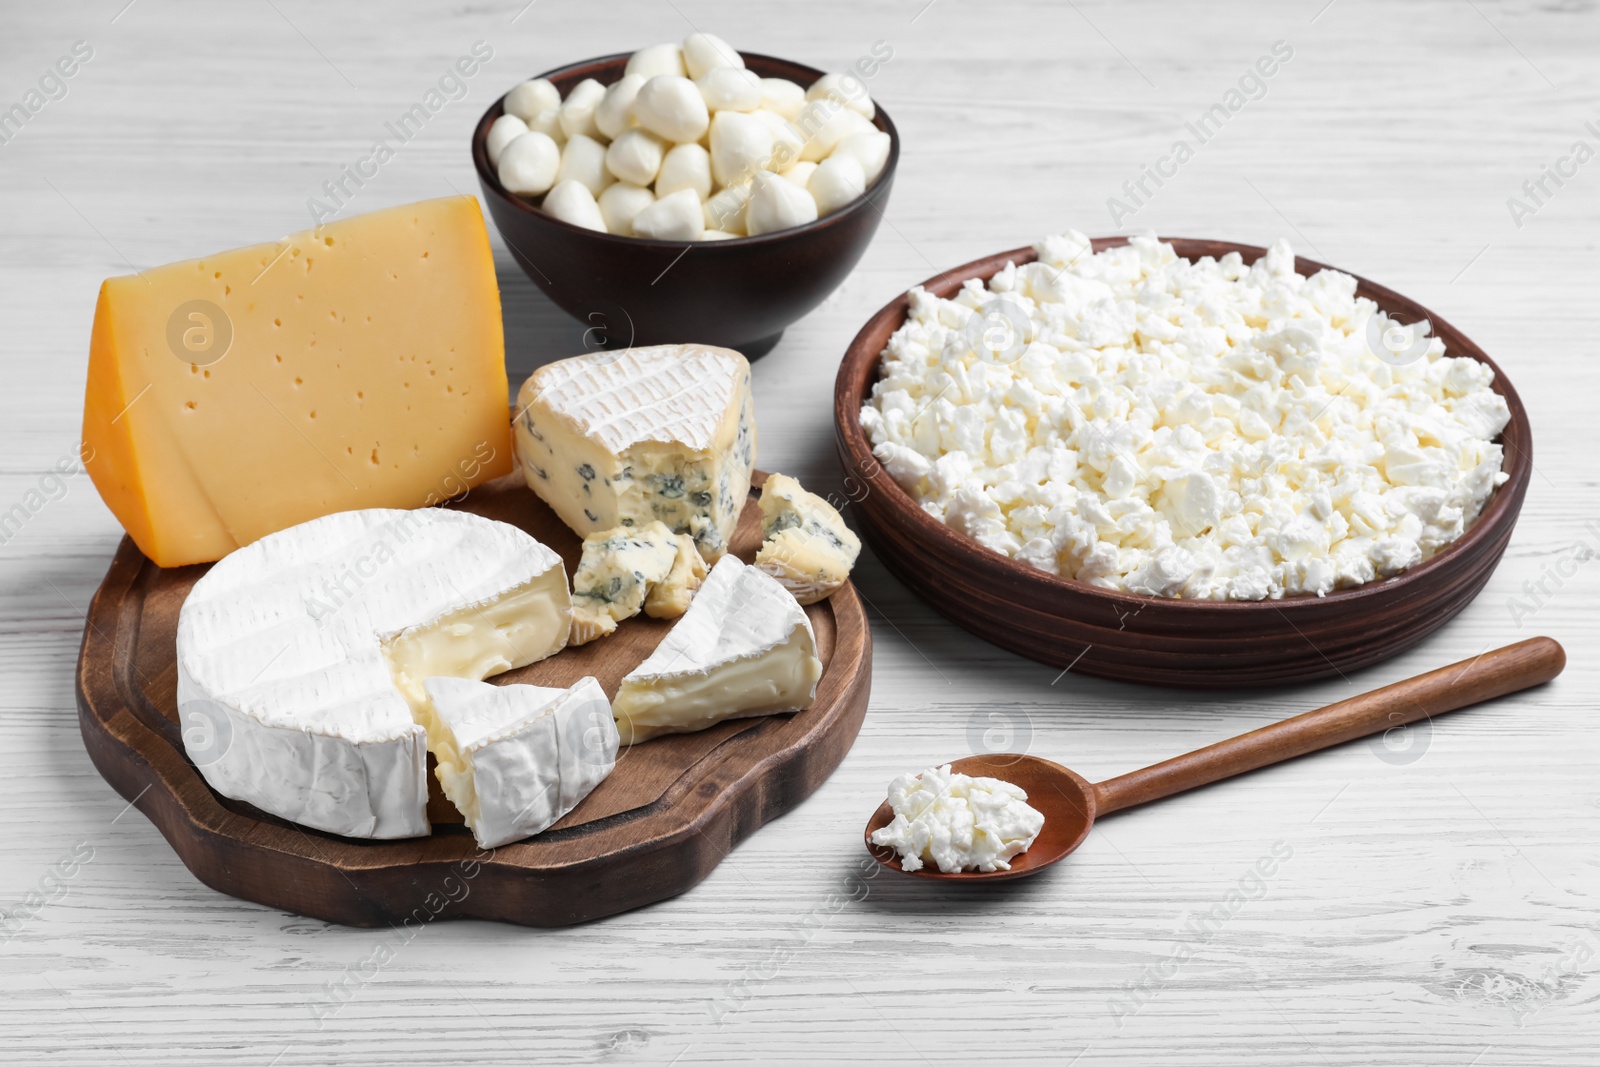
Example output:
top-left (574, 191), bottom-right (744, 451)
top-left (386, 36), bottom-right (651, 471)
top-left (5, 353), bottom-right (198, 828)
top-left (865, 637), bottom-right (1566, 882)
top-left (864, 754), bottom-right (1096, 881)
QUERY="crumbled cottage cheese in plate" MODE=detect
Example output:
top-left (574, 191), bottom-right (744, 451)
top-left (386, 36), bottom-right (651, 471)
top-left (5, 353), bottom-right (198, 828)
top-left (869, 764), bottom-right (1045, 873)
top-left (858, 234), bottom-right (1513, 600)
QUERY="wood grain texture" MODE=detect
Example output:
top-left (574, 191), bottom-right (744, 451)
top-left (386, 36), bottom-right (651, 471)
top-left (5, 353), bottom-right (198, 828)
top-left (835, 238), bottom-right (1534, 686)
top-left (75, 473), bottom-right (871, 927)
top-left (3, 0), bottom-right (1598, 1064)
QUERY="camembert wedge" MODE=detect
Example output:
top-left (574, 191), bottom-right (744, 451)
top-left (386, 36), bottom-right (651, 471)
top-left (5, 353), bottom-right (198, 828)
top-left (611, 556), bottom-right (822, 745)
top-left (176, 508), bottom-right (571, 839)
top-left (422, 676), bottom-right (617, 849)
top-left (513, 344), bottom-right (757, 560)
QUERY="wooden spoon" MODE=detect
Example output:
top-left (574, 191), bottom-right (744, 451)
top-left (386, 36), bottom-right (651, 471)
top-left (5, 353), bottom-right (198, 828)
top-left (864, 637), bottom-right (1566, 881)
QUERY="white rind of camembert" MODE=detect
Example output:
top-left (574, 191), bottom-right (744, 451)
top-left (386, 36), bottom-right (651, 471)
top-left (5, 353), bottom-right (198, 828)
top-left (513, 344), bottom-right (757, 560)
top-left (176, 508), bottom-right (571, 839)
top-left (611, 556), bottom-right (823, 744)
top-left (422, 676), bottom-right (618, 849)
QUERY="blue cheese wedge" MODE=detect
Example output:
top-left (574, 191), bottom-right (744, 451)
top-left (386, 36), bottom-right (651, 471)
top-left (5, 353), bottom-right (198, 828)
top-left (176, 509), bottom-right (572, 840)
top-left (422, 676), bottom-right (617, 849)
top-left (569, 521), bottom-right (681, 645)
top-left (514, 344), bottom-right (757, 560)
top-left (611, 557), bottom-right (823, 744)
top-left (753, 473), bottom-right (861, 605)
top-left (644, 532), bottom-right (709, 619)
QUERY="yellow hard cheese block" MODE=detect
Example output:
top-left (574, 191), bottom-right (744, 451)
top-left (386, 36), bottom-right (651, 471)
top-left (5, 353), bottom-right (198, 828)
top-left (82, 196), bottom-right (511, 567)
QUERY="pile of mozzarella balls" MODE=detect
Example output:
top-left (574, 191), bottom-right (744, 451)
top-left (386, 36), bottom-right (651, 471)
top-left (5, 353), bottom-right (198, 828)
top-left (486, 34), bottom-right (891, 240)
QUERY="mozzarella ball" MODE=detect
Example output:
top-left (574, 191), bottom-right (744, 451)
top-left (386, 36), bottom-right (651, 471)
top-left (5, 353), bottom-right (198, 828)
top-left (543, 179), bottom-right (607, 231)
top-left (806, 72), bottom-right (874, 119)
top-left (697, 67), bottom-right (762, 112)
top-left (682, 32), bottom-right (742, 79)
top-left (504, 78), bottom-right (560, 122)
top-left (497, 131), bottom-right (561, 195)
top-left (701, 229), bottom-right (739, 241)
top-left (702, 181), bottom-right (752, 234)
top-left (527, 107), bottom-right (564, 143)
top-left (605, 128), bottom-right (666, 186)
top-left (634, 75), bottom-right (711, 144)
top-left (558, 78), bottom-right (607, 140)
top-left (745, 171), bottom-right (817, 235)
top-left (656, 142), bottom-right (713, 201)
top-left (555, 133), bottom-right (613, 196)
top-left (831, 130), bottom-right (892, 185)
top-left (625, 43), bottom-right (685, 80)
top-left (631, 188), bottom-right (706, 241)
top-left (709, 110), bottom-right (775, 188)
top-left (794, 101), bottom-right (874, 161)
top-left (751, 109), bottom-right (805, 171)
top-left (759, 77), bottom-right (807, 120)
top-left (779, 160), bottom-right (818, 188)
top-left (486, 113), bottom-right (528, 166)
top-left (594, 74), bottom-right (644, 140)
top-left (807, 152), bottom-right (866, 214)
top-left (598, 182), bottom-right (656, 236)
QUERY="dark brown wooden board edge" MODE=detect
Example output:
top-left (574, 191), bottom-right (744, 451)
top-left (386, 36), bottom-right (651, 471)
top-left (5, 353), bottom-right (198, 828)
top-left (76, 532), bottom-right (873, 929)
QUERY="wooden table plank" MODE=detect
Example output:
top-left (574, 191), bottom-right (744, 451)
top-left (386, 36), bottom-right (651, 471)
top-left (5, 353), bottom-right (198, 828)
top-left (1, 0), bottom-right (1596, 1062)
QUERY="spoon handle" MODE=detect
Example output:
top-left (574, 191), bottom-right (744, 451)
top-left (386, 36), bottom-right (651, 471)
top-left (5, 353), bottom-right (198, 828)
top-left (1091, 636), bottom-right (1565, 816)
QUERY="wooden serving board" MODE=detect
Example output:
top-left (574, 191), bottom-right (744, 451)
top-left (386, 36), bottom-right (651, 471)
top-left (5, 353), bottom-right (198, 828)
top-left (75, 472), bottom-right (872, 928)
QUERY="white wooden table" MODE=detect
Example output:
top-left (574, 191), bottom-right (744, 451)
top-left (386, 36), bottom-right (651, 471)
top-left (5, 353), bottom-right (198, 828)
top-left (3, 1), bottom-right (1596, 1062)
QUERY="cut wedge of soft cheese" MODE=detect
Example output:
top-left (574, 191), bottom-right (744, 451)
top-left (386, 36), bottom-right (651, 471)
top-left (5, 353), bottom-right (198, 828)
top-left (513, 344), bottom-right (756, 560)
top-left (569, 521), bottom-right (681, 645)
top-left (83, 196), bottom-right (511, 568)
top-left (753, 473), bottom-right (861, 605)
top-left (611, 556), bottom-right (822, 744)
top-left (176, 508), bottom-right (570, 839)
top-left (644, 532), bottom-right (708, 619)
top-left (422, 676), bottom-right (617, 849)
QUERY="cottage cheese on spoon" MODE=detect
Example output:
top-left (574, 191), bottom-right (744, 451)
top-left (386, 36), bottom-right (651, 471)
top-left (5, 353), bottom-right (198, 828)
top-left (870, 764), bottom-right (1045, 873)
top-left (858, 234), bottom-right (1511, 600)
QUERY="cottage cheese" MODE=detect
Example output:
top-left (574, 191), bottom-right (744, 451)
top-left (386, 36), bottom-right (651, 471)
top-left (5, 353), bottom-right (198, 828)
top-left (870, 764), bottom-right (1045, 873)
top-left (858, 233), bottom-right (1512, 600)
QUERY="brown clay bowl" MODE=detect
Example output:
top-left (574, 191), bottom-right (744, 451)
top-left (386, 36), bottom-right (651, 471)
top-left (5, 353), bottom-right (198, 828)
top-left (833, 238), bottom-right (1533, 688)
top-left (471, 52), bottom-right (899, 360)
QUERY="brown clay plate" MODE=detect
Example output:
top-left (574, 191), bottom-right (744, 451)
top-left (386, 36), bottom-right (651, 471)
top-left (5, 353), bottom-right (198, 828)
top-left (75, 471), bottom-right (871, 927)
top-left (834, 238), bottom-right (1531, 688)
